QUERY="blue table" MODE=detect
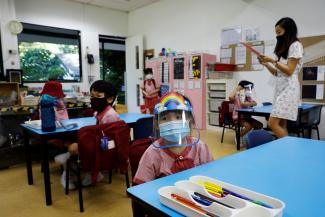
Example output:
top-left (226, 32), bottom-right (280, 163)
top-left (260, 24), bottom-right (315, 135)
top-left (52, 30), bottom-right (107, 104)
top-left (21, 113), bottom-right (152, 206)
top-left (127, 137), bottom-right (325, 217)
top-left (236, 104), bottom-right (316, 150)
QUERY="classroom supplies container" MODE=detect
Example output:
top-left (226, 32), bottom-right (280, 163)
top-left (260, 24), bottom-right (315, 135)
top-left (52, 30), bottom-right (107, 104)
top-left (158, 175), bottom-right (285, 217)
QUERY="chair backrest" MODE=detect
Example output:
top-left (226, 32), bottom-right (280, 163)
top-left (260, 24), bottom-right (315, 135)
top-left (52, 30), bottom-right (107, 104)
top-left (133, 116), bottom-right (154, 140)
top-left (218, 101), bottom-right (235, 126)
top-left (78, 120), bottom-right (130, 185)
top-left (247, 129), bottom-right (273, 149)
top-left (129, 138), bottom-right (153, 181)
top-left (305, 105), bottom-right (323, 126)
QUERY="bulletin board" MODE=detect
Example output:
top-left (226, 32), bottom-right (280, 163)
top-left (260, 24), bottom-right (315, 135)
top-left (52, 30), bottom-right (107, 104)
top-left (220, 41), bottom-right (265, 71)
top-left (299, 35), bottom-right (325, 104)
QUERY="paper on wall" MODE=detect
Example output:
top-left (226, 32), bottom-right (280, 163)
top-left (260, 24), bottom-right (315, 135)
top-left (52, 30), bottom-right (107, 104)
top-left (194, 80), bottom-right (201, 89)
top-left (188, 80), bottom-right (194, 89)
top-left (235, 46), bottom-right (246, 65)
top-left (317, 65), bottom-right (325, 81)
top-left (316, 84), bottom-right (324, 100)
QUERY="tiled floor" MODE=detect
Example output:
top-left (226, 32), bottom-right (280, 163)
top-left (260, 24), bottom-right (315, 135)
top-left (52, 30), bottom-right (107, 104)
top-left (0, 129), bottom-right (241, 217)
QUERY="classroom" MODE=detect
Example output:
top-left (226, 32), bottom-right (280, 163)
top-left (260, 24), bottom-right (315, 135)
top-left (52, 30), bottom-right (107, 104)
top-left (0, 0), bottom-right (325, 217)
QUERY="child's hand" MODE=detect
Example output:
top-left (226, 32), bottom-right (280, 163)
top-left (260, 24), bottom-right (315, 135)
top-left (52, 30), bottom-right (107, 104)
top-left (68, 142), bottom-right (78, 155)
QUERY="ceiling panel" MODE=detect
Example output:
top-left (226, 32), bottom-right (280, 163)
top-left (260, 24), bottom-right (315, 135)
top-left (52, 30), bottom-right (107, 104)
top-left (69, 0), bottom-right (160, 12)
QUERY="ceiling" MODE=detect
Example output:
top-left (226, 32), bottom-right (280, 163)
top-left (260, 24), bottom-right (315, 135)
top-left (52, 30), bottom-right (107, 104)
top-left (68, 0), bottom-right (161, 12)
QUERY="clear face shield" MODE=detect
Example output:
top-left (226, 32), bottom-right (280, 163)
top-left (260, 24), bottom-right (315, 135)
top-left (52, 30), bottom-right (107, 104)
top-left (153, 93), bottom-right (200, 149)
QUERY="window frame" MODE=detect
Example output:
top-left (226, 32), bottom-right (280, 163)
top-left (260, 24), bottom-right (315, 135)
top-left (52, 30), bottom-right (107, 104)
top-left (0, 30), bottom-right (4, 81)
top-left (18, 23), bottom-right (82, 83)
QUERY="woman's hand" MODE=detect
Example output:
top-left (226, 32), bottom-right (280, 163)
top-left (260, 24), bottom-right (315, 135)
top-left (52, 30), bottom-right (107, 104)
top-left (258, 55), bottom-right (276, 64)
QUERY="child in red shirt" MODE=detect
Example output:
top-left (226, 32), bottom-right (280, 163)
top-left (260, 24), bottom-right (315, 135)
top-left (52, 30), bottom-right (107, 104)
top-left (141, 68), bottom-right (160, 114)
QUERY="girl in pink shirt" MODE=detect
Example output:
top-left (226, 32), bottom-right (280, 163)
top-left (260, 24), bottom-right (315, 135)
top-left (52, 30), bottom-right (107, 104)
top-left (141, 68), bottom-right (160, 114)
top-left (133, 92), bottom-right (213, 185)
top-left (56, 80), bottom-right (120, 189)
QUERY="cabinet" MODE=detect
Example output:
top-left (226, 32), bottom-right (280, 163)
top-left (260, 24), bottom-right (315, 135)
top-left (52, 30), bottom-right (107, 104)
top-left (206, 79), bottom-right (236, 130)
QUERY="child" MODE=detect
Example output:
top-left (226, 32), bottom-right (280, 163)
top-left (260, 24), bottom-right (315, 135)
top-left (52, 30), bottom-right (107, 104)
top-left (55, 80), bottom-right (120, 188)
top-left (141, 68), bottom-right (160, 114)
top-left (133, 92), bottom-right (213, 185)
top-left (229, 80), bottom-right (263, 145)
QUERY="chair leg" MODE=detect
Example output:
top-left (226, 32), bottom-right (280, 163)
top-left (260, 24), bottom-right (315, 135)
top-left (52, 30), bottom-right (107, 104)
top-left (77, 158), bottom-right (84, 212)
top-left (65, 159), bottom-right (70, 195)
top-left (221, 126), bottom-right (225, 143)
top-left (125, 171), bottom-right (130, 189)
top-left (316, 127), bottom-right (320, 140)
top-left (108, 170), bottom-right (112, 184)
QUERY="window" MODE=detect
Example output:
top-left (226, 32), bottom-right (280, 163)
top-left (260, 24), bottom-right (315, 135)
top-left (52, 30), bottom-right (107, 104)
top-left (0, 32), bottom-right (4, 81)
top-left (18, 23), bottom-right (81, 82)
top-left (99, 35), bottom-right (126, 104)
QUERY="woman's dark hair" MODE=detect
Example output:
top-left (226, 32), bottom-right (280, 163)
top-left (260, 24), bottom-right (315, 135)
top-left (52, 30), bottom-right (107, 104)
top-left (90, 80), bottom-right (117, 100)
top-left (274, 17), bottom-right (299, 59)
top-left (238, 80), bottom-right (254, 89)
top-left (144, 68), bottom-right (153, 75)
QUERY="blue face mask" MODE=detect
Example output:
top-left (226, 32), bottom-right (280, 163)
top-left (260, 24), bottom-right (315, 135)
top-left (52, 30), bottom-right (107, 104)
top-left (159, 120), bottom-right (190, 143)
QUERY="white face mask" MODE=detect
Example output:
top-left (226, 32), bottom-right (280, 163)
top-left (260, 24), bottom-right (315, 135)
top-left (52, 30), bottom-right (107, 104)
top-left (145, 74), bottom-right (153, 80)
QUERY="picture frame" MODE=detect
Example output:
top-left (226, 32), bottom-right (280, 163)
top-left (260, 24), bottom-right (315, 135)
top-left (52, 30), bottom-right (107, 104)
top-left (6, 69), bottom-right (23, 86)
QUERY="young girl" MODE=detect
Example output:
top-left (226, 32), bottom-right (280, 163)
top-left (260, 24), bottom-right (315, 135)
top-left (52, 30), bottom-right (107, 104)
top-left (229, 80), bottom-right (263, 146)
top-left (55, 80), bottom-right (120, 188)
top-left (133, 92), bottom-right (213, 185)
top-left (258, 17), bottom-right (303, 138)
top-left (141, 68), bottom-right (160, 114)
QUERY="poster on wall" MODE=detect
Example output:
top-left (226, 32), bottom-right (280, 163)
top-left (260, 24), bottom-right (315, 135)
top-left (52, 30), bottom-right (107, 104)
top-left (189, 55), bottom-right (201, 79)
top-left (173, 57), bottom-right (184, 79)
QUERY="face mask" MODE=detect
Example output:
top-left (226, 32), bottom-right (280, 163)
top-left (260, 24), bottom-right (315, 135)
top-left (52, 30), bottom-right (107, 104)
top-left (90, 97), bottom-right (109, 113)
top-left (145, 74), bottom-right (153, 80)
top-left (276, 35), bottom-right (285, 43)
top-left (159, 120), bottom-right (190, 143)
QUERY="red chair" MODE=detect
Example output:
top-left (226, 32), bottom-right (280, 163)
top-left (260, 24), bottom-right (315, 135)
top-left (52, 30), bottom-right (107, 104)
top-left (66, 120), bottom-right (130, 212)
top-left (218, 101), bottom-right (236, 143)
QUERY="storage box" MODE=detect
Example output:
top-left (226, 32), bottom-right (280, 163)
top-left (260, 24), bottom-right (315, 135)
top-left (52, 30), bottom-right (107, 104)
top-left (214, 63), bottom-right (236, 71)
top-left (208, 83), bottom-right (226, 91)
top-left (208, 71), bottom-right (233, 79)
top-left (159, 175), bottom-right (285, 217)
top-left (208, 113), bottom-right (219, 126)
top-left (0, 82), bottom-right (20, 107)
top-left (208, 99), bottom-right (223, 112)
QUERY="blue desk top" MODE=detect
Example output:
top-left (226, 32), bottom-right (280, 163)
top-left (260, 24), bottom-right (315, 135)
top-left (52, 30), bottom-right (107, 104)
top-left (127, 137), bottom-right (325, 217)
top-left (238, 103), bottom-right (316, 114)
top-left (21, 113), bottom-right (153, 135)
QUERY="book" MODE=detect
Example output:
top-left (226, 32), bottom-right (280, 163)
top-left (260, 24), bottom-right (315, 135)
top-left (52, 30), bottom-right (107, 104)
top-left (240, 41), bottom-right (262, 56)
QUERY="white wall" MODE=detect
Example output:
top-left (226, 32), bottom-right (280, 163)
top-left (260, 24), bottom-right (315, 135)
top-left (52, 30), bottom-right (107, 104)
top-left (1, 0), bottom-right (128, 92)
top-left (129, 0), bottom-right (325, 139)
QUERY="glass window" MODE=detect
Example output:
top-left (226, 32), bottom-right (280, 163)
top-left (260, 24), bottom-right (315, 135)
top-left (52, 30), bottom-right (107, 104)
top-left (0, 32), bottom-right (4, 81)
top-left (18, 23), bottom-right (81, 82)
top-left (99, 35), bottom-right (126, 104)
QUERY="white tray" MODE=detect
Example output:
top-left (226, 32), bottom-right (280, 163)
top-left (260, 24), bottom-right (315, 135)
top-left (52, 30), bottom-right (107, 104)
top-left (158, 175), bottom-right (285, 217)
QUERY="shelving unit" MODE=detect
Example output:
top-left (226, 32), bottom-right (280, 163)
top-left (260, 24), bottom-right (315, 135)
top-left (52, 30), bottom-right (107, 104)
top-left (206, 79), bottom-right (236, 130)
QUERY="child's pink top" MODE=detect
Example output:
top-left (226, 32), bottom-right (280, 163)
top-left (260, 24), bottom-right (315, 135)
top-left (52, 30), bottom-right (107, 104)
top-left (142, 79), bottom-right (159, 98)
top-left (232, 93), bottom-right (256, 121)
top-left (95, 105), bottom-right (120, 124)
top-left (133, 137), bottom-right (213, 184)
top-left (55, 99), bottom-right (69, 120)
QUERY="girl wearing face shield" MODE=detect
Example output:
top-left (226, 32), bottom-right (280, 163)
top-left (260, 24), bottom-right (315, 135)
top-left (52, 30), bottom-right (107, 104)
top-left (229, 80), bottom-right (263, 146)
top-left (133, 92), bottom-right (213, 185)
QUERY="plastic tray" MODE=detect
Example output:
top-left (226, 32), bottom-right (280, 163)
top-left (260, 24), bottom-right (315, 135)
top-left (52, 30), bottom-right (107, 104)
top-left (158, 175), bottom-right (285, 217)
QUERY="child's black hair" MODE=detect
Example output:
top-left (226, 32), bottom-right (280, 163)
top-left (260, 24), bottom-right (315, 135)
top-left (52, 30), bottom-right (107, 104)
top-left (144, 68), bottom-right (153, 75)
top-left (90, 80), bottom-right (117, 100)
top-left (238, 80), bottom-right (254, 89)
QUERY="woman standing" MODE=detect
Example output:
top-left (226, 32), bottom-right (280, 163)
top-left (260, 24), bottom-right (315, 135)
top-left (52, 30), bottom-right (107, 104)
top-left (258, 17), bottom-right (303, 138)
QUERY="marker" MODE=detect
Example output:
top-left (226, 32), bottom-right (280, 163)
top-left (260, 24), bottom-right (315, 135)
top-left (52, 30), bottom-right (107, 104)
top-left (194, 192), bottom-right (235, 209)
top-left (171, 194), bottom-right (220, 217)
top-left (191, 194), bottom-right (212, 206)
top-left (222, 188), bottom-right (273, 209)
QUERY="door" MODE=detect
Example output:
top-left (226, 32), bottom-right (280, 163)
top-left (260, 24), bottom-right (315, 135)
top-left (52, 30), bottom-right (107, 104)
top-left (125, 35), bottom-right (143, 112)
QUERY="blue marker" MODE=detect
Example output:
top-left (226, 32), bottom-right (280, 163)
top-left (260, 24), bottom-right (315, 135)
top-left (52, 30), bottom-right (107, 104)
top-left (223, 188), bottom-right (273, 209)
top-left (192, 194), bottom-right (212, 206)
